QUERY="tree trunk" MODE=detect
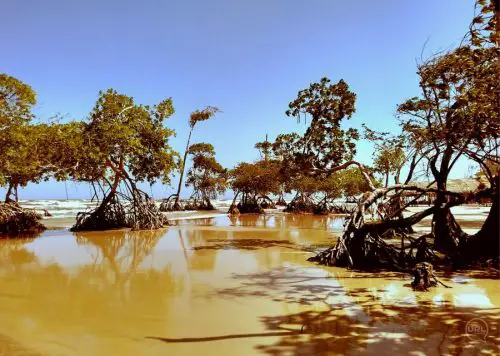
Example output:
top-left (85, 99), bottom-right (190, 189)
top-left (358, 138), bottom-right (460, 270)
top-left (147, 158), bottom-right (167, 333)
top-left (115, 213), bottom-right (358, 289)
top-left (228, 191), bottom-right (240, 215)
top-left (96, 170), bottom-right (121, 214)
top-left (174, 128), bottom-right (193, 208)
top-left (5, 183), bottom-right (13, 203)
top-left (432, 206), bottom-right (464, 253)
top-left (463, 176), bottom-right (499, 262)
top-left (4, 182), bottom-right (19, 203)
top-left (431, 158), bottom-right (463, 253)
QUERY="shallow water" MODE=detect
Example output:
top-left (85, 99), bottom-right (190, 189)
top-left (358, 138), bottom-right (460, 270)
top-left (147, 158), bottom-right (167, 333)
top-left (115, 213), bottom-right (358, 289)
top-left (0, 214), bottom-right (498, 355)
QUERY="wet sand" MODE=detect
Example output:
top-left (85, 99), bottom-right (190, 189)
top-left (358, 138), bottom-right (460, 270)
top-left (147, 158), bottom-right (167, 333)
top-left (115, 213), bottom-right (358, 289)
top-left (410, 205), bottom-right (491, 234)
top-left (0, 214), bottom-right (498, 355)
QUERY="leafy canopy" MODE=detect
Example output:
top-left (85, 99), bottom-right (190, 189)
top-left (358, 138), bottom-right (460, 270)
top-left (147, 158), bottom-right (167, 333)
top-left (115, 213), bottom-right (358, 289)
top-left (185, 143), bottom-right (227, 201)
top-left (285, 77), bottom-right (359, 172)
top-left (70, 89), bottom-right (178, 187)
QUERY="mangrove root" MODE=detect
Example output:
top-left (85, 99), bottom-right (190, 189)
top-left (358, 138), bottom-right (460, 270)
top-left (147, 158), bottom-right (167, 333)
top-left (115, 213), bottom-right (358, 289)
top-left (228, 203), bottom-right (240, 215)
top-left (72, 191), bottom-right (168, 232)
top-left (0, 202), bottom-right (46, 235)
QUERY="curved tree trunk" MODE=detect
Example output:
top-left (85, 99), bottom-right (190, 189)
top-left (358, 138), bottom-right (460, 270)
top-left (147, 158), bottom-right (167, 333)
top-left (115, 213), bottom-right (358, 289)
top-left (469, 191), bottom-right (499, 256)
top-left (5, 183), bottom-right (13, 203)
top-left (174, 128), bottom-right (193, 209)
top-left (431, 177), bottom-right (498, 263)
top-left (461, 176), bottom-right (499, 263)
top-left (4, 181), bottom-right (19, 203)
top-left (432, 205), bottom-right (463, 253)
top-left (426, 176), bottom-right (498, 264)
top-left (228, 191), bottom-right (240, 215)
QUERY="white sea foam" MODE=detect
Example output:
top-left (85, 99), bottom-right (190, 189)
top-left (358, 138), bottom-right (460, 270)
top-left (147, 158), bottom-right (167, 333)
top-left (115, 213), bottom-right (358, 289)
top-left (18, 198), bottom-right (235, 218)
top-left (19, 199), bottom-right (98, 218)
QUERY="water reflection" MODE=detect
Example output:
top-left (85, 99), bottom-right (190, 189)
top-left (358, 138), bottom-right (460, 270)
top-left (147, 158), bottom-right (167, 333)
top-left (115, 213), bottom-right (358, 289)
top-left (0, 236), bottom-right (38, 269)
top-left (171, 213), bottom-right (346, 231)
top-left (74, 229), bottom-right (165, 285)
top-left (0, 215), bottom-right (497, 355)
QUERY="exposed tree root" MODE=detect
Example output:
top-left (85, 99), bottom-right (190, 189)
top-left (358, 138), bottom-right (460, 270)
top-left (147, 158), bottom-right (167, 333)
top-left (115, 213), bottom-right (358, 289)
top-left (228, 192), bottom-right (274, 214)
top-left (72, 182), bottom-right (168, 232)
top-left (228, 203), bottom-right (240, 215)
top-left (72, 194), bottom-right (127, 231)
top-left (227, 191), bottom-right (241, 215)
top-left (0, 202), bottom-right (46, 236)
top-left (329, 203), bottom-right (357, 214)
top-left (159, 194), bottom-right (184, 212)
top-left (236, 201), bottom-right (264, 214)
top-left (127, 189), bottom-right (168, 230)
top-left (286, 194), bottom-right (356, 215)
top-left (307, 184), bottom-right (469, 271)
top-left (184, 198), bottom-right (215, 210)
top-left (307, 228), bottom-right (439, 271)
top-left (259, 195), bottom-right (276, 209)
top-left (276, 194), bottom-right (287, 206)
top-left (285, 193), bottom-right (316, 213)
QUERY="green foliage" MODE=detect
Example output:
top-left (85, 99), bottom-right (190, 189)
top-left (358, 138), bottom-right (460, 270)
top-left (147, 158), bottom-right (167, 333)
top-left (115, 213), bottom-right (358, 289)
top-left (189, 106), bottom-right (220, 128)
top-left (229, 160), bottom-right (281, 199)
top-left (255, 135), bottom-right (272, 161)
top-left (397, 0), bottom-right (499, 184)
top-left (2, 124), bottom-right (53, 188)
top-left (185, 142), bottom-right (227, 204)
top-left (188, 142), bottom-right (216, 156)
top-left (0, 73), bottom-right (36, 129)
top-left (272, 133), bottom-right (302, 161)
top-left (271, 133), bottom-right (303, 190)
top-left (73, 89), bottom-right (178, 187)
top-left (469, 0), bottom-right (498, 46)
top-left (313, 168), bottom-right (379, 201)
top-left (373, 145), bottom-right (405, 185)
top-left (174, 106), bottom-right (220, 207)
top-left (285, 77), bottom-right (359, 171)
top-left (0, 74), bottom-right (41, 200)
top-left (70, 89), bottom-right (177, 231)
top-left (336, 168), bottom-right (380, 197)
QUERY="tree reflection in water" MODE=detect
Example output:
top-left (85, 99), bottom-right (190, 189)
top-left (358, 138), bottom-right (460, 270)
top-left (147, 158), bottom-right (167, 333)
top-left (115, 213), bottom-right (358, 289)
top-left (0, 234), bottom-right (39, 267)
top-left (149, 266), bottom-right (499, 355)
top-left (74, 229), bottom-right (165, 285)
top-left (0, 229), bottom-right (184, 355)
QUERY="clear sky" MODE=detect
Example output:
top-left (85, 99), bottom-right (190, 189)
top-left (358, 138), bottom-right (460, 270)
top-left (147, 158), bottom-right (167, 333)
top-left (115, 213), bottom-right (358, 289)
top-left (1, 0), bottom-right (475, 200)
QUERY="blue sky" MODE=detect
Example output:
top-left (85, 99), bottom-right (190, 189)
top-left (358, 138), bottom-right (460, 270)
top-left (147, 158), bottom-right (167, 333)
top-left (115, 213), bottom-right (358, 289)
top-left (1, 0), bottom-right (475, 199)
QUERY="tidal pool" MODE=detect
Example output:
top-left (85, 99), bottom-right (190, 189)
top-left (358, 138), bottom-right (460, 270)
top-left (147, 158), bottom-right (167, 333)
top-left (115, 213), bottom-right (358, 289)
top-left (0, 214), bottom-right (498, 355)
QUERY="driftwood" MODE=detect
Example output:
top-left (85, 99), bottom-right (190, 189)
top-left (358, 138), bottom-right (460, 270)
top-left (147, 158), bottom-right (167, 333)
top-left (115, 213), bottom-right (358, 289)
top-left (411, 262), bottom-right (452, 290)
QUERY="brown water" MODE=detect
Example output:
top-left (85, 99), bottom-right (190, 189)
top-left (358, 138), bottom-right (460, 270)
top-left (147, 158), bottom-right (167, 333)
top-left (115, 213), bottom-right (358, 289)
top-left (0, 214), bottom-right (498, 355)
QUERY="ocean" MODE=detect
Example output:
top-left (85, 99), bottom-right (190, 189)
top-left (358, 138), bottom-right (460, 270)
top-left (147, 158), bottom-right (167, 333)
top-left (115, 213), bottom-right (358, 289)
top-left (19, 199), bottom-right (236, 218)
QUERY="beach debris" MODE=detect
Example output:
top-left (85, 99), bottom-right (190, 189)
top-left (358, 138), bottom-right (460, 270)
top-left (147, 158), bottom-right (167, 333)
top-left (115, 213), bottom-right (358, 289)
top-left (411, 262), bottom-right (451, 290)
